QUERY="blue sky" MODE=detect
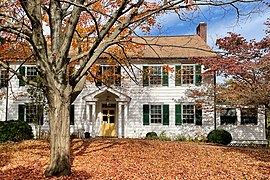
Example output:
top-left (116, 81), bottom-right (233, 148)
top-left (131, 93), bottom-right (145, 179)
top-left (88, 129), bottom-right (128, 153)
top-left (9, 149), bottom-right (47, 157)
top-left (145, 2), bottom-right (270, 48)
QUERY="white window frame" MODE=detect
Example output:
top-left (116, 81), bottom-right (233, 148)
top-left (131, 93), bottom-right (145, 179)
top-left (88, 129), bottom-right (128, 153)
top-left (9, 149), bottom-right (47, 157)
top-left (101, 65), bottom-right (119, 86)
top-left (143, 65), bottom-right (164, 86)
top-left (182, 104), bottom-right (195, 124)
top-left (26, 66), bottom-right (38, 80)
top-left (149, 66), bottom-right (162, 85)
top-left (150, 104), bottom-right (162, 124)
top-left (182, 65), bottom-right (195, 85)
top-left (25, 103), bottom-right (44, 125)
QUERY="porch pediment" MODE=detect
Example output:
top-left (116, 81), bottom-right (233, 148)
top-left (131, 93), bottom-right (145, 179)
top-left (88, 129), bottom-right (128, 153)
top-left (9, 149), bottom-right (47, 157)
top-left (83, 87), bottom-right (131, 102)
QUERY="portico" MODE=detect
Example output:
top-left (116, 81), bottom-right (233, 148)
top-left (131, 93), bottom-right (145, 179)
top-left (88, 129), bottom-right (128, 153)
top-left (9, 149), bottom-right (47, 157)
top-left (83, 87), bottom-right (130, 138)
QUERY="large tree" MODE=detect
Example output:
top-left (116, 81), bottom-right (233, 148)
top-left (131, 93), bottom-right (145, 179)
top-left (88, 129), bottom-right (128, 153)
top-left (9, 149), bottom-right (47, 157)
top-left (0, 0), bottom-right (266, 177)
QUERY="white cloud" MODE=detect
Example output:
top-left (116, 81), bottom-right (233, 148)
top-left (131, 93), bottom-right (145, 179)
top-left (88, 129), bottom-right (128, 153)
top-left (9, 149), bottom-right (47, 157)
top-left (207, 13), bottom-right (269, 47)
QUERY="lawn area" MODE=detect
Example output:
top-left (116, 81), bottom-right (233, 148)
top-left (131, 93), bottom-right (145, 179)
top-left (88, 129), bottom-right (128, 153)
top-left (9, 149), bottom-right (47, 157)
top-left (0, 138), bottom-right (269, 179)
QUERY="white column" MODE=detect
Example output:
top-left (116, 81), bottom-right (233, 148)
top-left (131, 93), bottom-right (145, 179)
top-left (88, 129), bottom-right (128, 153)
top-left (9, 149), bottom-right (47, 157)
top-left (91, 103), bottom-right (96, 137)
top-left (118, 103), bottom-right (123, 138)
top-left (123, 103), bottom-right (128, 138)
top-left (236, 108), bottom-right (241, 125)
top-left (85, 104), bottom-right (90, 132)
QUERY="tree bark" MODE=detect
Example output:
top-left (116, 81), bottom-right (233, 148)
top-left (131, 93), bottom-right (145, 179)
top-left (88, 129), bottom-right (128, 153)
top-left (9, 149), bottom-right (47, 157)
top-left (45, 90), bottom-right (71, 177)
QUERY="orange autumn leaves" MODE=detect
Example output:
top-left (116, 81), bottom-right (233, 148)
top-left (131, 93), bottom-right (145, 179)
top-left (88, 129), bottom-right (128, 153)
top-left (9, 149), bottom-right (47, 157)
top-left (0, 139), bottom-right (269, 179)
top-left (0, 34), bottom-right (32, 61)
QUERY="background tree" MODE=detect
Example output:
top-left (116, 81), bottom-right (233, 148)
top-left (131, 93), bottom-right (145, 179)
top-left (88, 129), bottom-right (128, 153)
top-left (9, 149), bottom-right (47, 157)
top-left (0, 0), bottom-right (267, 177)
top-left (200, 19), bottom-right (270, 108)
top-left (196, 19), bottom-right (270, 136)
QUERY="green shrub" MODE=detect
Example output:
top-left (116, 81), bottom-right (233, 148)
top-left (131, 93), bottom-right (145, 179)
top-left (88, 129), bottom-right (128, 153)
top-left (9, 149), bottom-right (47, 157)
top-left (175, 135), bottom-right (188, 142)
top-left (0, 120), bottom-right (34, 143)
top-left (207, 129), bottom-right (232, 145)
top-left (159, 131), bottom-right (171, 141)
top-left (145, 131), bottom-right (158, 139)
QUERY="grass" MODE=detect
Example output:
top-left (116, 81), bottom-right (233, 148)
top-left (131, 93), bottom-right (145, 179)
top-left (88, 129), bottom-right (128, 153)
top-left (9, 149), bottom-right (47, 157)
top-left (0, 138), bottom-right (269, 179)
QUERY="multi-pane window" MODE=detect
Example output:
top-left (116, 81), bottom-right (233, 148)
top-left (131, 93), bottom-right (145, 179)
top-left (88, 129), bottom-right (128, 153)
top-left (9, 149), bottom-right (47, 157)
top-left (0, 67), bottom-right (8, 88)
top-left (143, 66), bottom-right (168, 86)
top-left (26, 67), bottom-right (38, 80)
top-left (182, 65), bottom-right (194, 84)
top-left (241, 108), bottom-right (257, 125)
top-left (143, 104), bottom-right (169, 125)
top-left (220, 108), bottom-right (237, 125)
top-left (175, 65), bottom-right (201, 86)
top-left (25, 104), bottom-right (43, 125)
top-left (96, 65), bottom-right (121, 86)
top-left (19, 66), bottom-right (38, 86)
top-left (150, 105), bottom-right (162, 123)
top-left (182, 104), bottom-right (194, 124)
top-left (149, 66), bottom-right (162, 85)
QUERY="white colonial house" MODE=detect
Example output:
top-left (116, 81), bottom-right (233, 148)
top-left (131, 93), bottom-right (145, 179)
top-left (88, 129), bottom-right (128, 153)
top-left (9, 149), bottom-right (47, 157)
top-left (0, 23), bottom-right (268, 145)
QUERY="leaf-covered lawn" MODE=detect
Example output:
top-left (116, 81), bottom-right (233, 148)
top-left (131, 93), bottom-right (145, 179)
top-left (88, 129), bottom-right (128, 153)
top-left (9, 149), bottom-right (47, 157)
top-left (0, 139), bottom-right (269, 179)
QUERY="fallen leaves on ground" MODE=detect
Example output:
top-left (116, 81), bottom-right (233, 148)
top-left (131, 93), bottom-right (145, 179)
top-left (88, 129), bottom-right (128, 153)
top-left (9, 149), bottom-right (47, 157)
top-left (0, 139), bottom-right (269, 179)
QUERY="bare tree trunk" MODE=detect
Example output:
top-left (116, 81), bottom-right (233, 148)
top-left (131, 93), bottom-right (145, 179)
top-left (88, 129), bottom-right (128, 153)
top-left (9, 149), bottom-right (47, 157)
top-left (45, 91), bottom-right (71, 177)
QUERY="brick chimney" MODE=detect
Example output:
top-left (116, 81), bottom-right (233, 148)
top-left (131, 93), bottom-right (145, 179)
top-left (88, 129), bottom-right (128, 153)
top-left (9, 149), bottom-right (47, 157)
top-left (196, 22), bottom-right (207, 42)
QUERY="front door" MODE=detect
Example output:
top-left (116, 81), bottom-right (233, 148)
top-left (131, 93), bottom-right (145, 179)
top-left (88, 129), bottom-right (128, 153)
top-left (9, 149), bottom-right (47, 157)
top-left (101, 106), bottom-right (116, 136)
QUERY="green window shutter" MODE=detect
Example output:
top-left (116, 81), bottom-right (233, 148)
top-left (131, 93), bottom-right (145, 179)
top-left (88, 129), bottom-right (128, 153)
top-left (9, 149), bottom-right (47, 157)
top-left (143, 104), bottom-right (149, 125)
top-left (143, 66), bottom-right (149, 87)
top-left (175, 65), bottom-right (181, 86)
top-left (96, 66), bottom-right (102, 86)
top-left (70, 104), bottom-right (75, 125)
top-left (18, 104), bottom-right (25, 121)
top-left (195, 65), bottom-right (202, 86)
top-left (19, 66), bottom-right (25, 86)
top-left (175, 104), bottom-right (182, 125)
top-left (115, 66), bottom-right (121, 86)
top-left (162, 67), bottom-right (168, 86)
top-left (163, 104), bottom-right (169, 125)
top-left (195, 104), bottom-right (202, 125)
